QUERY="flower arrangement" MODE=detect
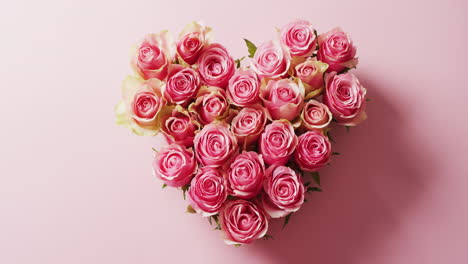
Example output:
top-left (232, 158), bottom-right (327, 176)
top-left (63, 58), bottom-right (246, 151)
top-left (115, 20), bottom-right (367, 245)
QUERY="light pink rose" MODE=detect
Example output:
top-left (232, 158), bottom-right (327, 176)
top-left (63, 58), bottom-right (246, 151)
top-left (188, 86), bottom-right (230, 125)
top-left (197, 43), bottom-right (235, 88)
top-left (230, 105), bottom-right (267, 147)
top-left (176, 21), bottom-right (212, 65)
top-left (323, 72), bottom-right (367, 126)
top-left (280, 20), bottom-right (317, 57)
top-left (164, 65), bottom-right (200, 105)
top-left (131, 31), bottom-right (175, 80)
top-left (251, 40), bottom-right (291, 79)
top-left (152, 144), bottom-right (197, 188)
top-left (161, 106), bottom-right (200, 148)
top-left (301, 100), bottom-right (332, 131)
top-left (261, 165), bottom-right (305, 218)
top-left (295, 59), bottom-right (329, 98)
top-left (317, 28), bottom-right (358, 73)
top-left (227, 69), bottom-right (261, 106)
top-left (260, 79), bottom-right (304, 121)
top-left (219, 199), bottom-right (268, 245)
top-left (194, 122), bottom-right (238, 167)
top-left (259, 120), bottom-right (298, 165)
top-left (227, 151), bottom-right (265, 199)
top-left (188, 167), bottom-right (227, 216)
top-left (294, 130), bottom-right (331, 172)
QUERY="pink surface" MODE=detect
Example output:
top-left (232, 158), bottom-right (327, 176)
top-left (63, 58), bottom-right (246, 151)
top-left (1, 0), bottom-right (467, 263)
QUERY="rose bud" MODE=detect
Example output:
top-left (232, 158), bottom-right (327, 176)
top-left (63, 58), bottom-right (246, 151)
top-left (260, 79), bottom-right (305, 121)
top-left (164, 65), bottom-right (200, 105)
top-left (231, 105), bottom-right (268, 147)
top-left (194, 122), bottom-right (238, 167)
top-left (259, 120), bottom-right (298, 165)
top-left (152, 144), bottom-right (197, 188)
top-left (323, 72), bottom-right (367, 126)
top-left (295, 59), bottom-right (329, 99)
top-left (197, 43), bottom-right (235, 88)
top-left (294, 130), bottom-right (332, 172)
top-left (176, 21), bottom-right (212, 65)
top-left (115, 76), bottom-right (166, 136)
top-left (188, 86), bottom-right (230, 125)
top-left (160, 105), bottom-right (200, 148)
top-left (301, 100), bottom-right (332, 131)
top-left (317, 28), bottom-right (358, 73)
top-left (261, 165), bottom-right (305, 218)
top-left (227, 69), bottom-right (261, 106)
top-left (227, 151), bottom-right (265, 199)
top-left (280, 20), bottom-right (317, 57)
top-left (251, 40), bottom-right (291, 79)
top-left (188, 167), bottom-right (227, 216)
top-left (219, 199), bottom-right (268, 245)
top-left (131, 31), bottom-right (175, 80)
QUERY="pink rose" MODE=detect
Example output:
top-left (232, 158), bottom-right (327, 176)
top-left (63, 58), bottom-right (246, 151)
top-left (301, 100), bottom-right (332, 131)
top-left (261, 165), bottom-right (305, 218)
top-left (131, 31), bottom-right (175, 80)
top-left (197, 43), bottom-right (235, 88)
top-left (220, 200), bottom-right (268, 245)
top-left (194, 122), bottom-right (238, 167)
top-left (295, 59), bottom-right (329, 98)
top-left (188, 167), bottom-right (227, 216)
top-left (188, 86), bottom-right (230, 125)
top-left (251, 40), bottom-right (291, 79)
top-left (227, 151), bottom-right (265, 199)
top-left (280, 20), bottom-right (317, 57)
top-left (227, 69), bottom-right (261, 106)
top-left (115, 76), bottom-right (166, 136)
top-left (152, 144), bottom-right (197, 187)
top-left (317, 28), bottom-right (358, 73)
top-left (260, 79), bottom-right (304, 121)
top-left (323, 72), bottom-right (367, 126)
top-left (294, 130), bottom-right (331, 172)
top-left (161, 106), bottom-right (200, 148)
top-left (164, 65), bottom-right (200, 105)
top-left (176, 21), bottom-right (212, 65)
top-left (259, 120), bottom-right (298, 165)
top-left (230, 105), bottom-right (267, 147)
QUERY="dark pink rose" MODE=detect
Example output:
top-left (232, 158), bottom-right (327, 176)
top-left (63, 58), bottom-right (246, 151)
top-left (165, 65), bottom-right (200, 105)
top-left (160, 106), bottom-right (200, 148)
top-left (176, 21), bottom-right (211, 65)
top-left (227, 69), bottom-right (261, 106)
top-left (193, 122), bottom-right (238, 167)
top-left (261, 164), bottom-right (305, 218)
top-left (188, 86), bottom-right (230, 125)
top-left (301, 100), bottom-right (332, 131)
top-left (188, 167), bottom-right (227, 216)
top-left (251, 40), bottom-right (291, 79)
top-left (197, 43), bottom-right (235, 88)
top-left (230, 105), bottom-right (267, 147)
top-left (227, 151), bottom-right (265, 199)
top-left (294, 130), bottom-right (331, 172)
top-left (260, 79), bottom-right (304, 121)
top-left (323, 72), bottom-right (367, 126)
top-left (317, 28), bottom-right (358, 73)
top-left (259, 120), bottom-right (298, 165)
top-left (152, 144), bottom-right (197, 188)
top-left (220, 199), bottom-right (268, 245)
top-left (280, 20), bottom-right (317, 57)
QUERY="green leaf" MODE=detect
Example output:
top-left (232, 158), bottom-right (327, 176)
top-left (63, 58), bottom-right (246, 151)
top-left (244, 39), bottom-right (257, 58)
top-left (283, 214), bottom-right (292, 229)
top-left (332, 152), bottom-right (341, 156)
top-left (262, 234), bottom-right (274, 240)
top-left (161, 184), bottom-right (167, 189)
top-left (186, 205), bottom-right (196, 214)
top-left (181, 185), bottom-right (189, 200)
top-left (227, 195), bottom-right (237, 201)
top-left (152, 147), bottom-right (158, 152)
top-left (234, 244), bottom-right (242, 247)
top-left (304, 181), bottom-right (311, 187)
top-left (326, 130), bottom-right (334, 142)
top-left (366, 98), bottom-right (371, 102)
top-left (208, 216), bottom-right (213, 226)
top-left (345, 126), bottom-right (350, 133)
top-left (311, 172), bottom-right (321, 186)
top-left (235, 56), bottom-right (245, 68)
top-left (307, 187), bottom-right (322, 193)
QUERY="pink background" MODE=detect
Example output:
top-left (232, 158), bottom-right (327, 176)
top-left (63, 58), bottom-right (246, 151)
top-left (1, 0), bottom-right (467, 263)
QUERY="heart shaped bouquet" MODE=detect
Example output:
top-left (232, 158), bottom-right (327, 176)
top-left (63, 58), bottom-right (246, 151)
top-left (115, 20), bottom-right (367, 245)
